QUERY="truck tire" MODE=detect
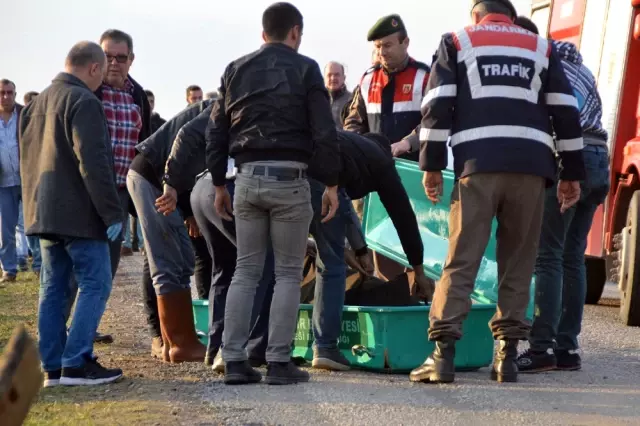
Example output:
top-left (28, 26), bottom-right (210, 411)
top-left (620, 191), bottom-right (640, 326)
top-left (585, 257), bottom-right (607, 305)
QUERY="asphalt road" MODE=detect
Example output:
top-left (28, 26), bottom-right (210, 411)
top-left (198, 283), bottom-right (640, 426)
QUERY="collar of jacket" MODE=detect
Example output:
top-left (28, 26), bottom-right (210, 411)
top-left (260, 42), bottom-right (296, 53)
top-left (94, 73), bottom-right (151, 142)
top-left (95, 74), bottom-right (143, 99)
top-left (383, 56), bottom-right (413, 75)
top-left (52, 72), bottom-right (93, 91)
top-left (330, 85), bottom-right (347, 100)
top-left (479, 14), bottom-right (513, 25)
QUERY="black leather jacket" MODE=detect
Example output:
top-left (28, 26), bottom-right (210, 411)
top-left (135, 100), bottom-right (214, 189)
top-left (164, 104), bottom-right (213, 193)
top-left (206, 43), bottom-right (341, 187)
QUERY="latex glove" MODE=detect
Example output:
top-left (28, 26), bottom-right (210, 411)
top-left (356, 251), bottom-right (375, 276)
top-left (106, 222), bottom-right (123, 242)
top-left (410, 267), bottom-right (435, 302)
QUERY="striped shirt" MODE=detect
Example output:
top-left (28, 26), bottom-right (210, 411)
top-left (552, 40), bottom-right (608, 141)
top-left (419, 14), bottom-right (585, 184)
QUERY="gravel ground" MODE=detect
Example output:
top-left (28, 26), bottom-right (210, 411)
top-left (101, 255), bottom-right (640, 426)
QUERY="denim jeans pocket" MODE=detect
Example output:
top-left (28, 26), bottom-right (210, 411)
top-left (582, 147), bottom-right (610, 205)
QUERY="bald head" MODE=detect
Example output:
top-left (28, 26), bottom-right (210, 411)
top-left (324, 61), bottom-right (346, 93)
top-left (64, 41), bottom-right (107, 92)
top-left (65, 41), bottom-right (106, 69)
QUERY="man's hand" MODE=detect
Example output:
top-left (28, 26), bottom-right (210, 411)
top-left (214, 186), bottom-right (233, 221)
top-left (321, 185), bottom-right (339, 223)
top-left (356, 251), bottom-right (375, 276)
top-left (155, 184), bottom-right (178, 216)
top-left (410, 267), bottom-right (436, 302)
top-left (422, 171), bottom-right (443, 204)
top-left (557, 180), bottom-right (581, 213)
top-left (184, 216), bottom-right (201, 238)
top-left (390, 139), bottom-right (411, 157)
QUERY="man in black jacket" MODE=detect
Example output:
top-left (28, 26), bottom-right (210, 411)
top-left (310, 130), bottom-right (431, 296)
top-left (206, 3), bottom-right (341, 385)
top-left (162, 103), bottom-right (374, 373)
top-left (20, 41), bottom-right (124, 387)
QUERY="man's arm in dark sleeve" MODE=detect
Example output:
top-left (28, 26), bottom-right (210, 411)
top-left (71, 99), bottom-right (123, 227)
top-left (205, 71), bottom-right (231, 187)
top-left (305, 60), bottom-right (341, 187)
top-left (164, 105), bottom-right (213, 193)
top-left (377, 168), bottom-right (424, 267)
top-left (177, 191), bottom-right (193, 218)
top-left (419, 33), bottom-right (458, 172)
top-left (545, 43), bottom-right (585, 181)
top-left (342, 81), bottom-right (369, 134)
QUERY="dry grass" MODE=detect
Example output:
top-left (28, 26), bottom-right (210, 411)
top-left (0, 260), bottom-right (223, 425)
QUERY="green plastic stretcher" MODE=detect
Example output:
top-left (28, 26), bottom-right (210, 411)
top-left (362, 158), bottom-right (535, 319)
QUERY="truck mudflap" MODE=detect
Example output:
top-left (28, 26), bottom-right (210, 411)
top-left (362, 159), bottom-right (535, 320)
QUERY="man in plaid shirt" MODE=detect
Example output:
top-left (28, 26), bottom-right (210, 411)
top-left (67, 29), bottom-right (151, 344)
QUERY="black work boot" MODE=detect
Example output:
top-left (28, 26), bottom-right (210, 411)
top-left (409, 339), bottom-right (456, 384)
top-left (491, 340), bottom-right (519, 383)
top-left (223, 361), bottom-right (262, 385)
top-left (265, 362), bottom-right (310, 385)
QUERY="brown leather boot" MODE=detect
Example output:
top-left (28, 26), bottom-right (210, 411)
top-left (161, 331), bottom-right (170, 362)
top-left (158, 290), bottom-right (205, 363)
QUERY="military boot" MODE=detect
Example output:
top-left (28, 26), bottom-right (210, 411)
top-left (409, 339), bottom-right (455, 384)
top-left (491, 340), bottom-right (519, 383)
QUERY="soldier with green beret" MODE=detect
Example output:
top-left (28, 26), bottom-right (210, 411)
top-left (344, 14), bottom-right (431, 161)
top-left (367, 14), bottom-right (406, 42)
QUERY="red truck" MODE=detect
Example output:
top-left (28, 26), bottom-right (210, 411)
top-left (530, 0), bottom-right (640, 325)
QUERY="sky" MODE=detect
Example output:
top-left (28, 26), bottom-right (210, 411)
top-left (4, 0), bottom-right (533, 118)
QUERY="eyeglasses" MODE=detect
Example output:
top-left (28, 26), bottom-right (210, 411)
top-left (105, 54), bottom-right (130, 64)
top-left (0, 90), bottom-right (14, 96)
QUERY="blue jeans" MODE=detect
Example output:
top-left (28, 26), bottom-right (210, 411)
top-left (123, 215), bottom-right (144, 249)
top-left (38, 237), bottom-right (112, 371)
top-left (0, 185), bottom-right (21, 275)
top-left (309, 178), bottom-right (352, 349)
top-left (127, 170), bottom-right (194, 295)
top-left (27, 236), bottom-right (41, 272)
top-left (16, 201), bottom-right (28, 267)
top-left (530, 145), bottom-right (610, 352)
top-left (190, 175), bottom-right (275, 359)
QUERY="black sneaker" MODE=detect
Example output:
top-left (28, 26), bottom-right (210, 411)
top-left (43, 370), bottom-right (61, 388)
top-left (224, 361), bottom-right (262, 385)
top-left (60, 358), bottom-right (123, 386)
top-left (555, 350), bottom-right (581, 371)
top-left (94, 332), bottom-right (114, 344)
top-left (516, 349), bottom-right (557, 373)
top-left (266, 362), bottom-right (310, 385)
top-left (311, 347), bottom-right (350, 371)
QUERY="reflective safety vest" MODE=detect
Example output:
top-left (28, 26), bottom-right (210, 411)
top-left (356, 58), bottom-right (430, 161)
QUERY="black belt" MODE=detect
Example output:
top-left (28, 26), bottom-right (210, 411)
top-left (238, 165), bottom-right (306, 181)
